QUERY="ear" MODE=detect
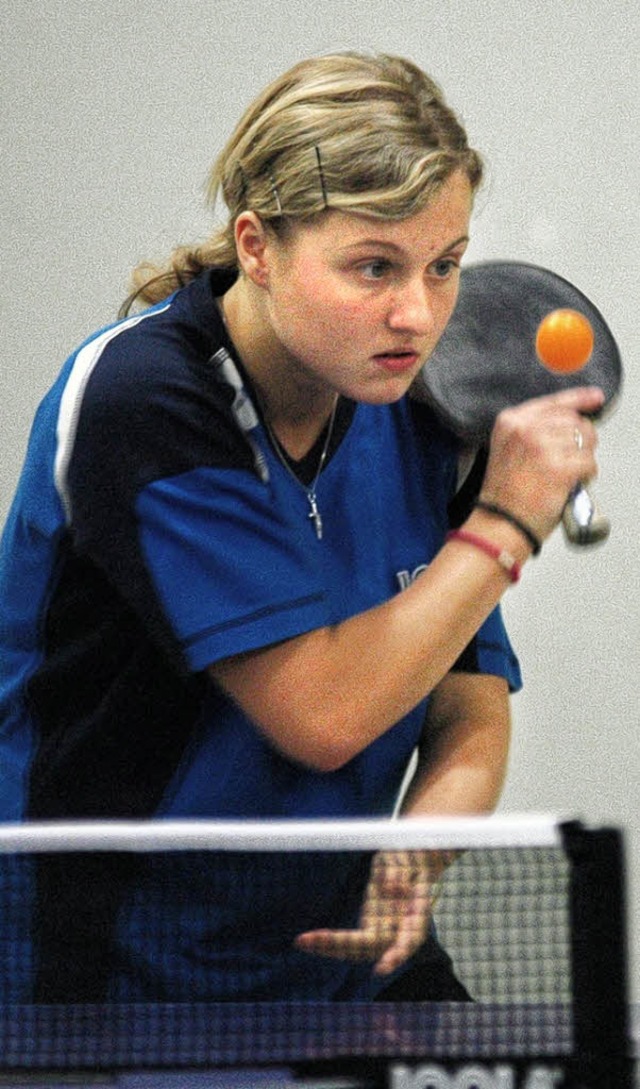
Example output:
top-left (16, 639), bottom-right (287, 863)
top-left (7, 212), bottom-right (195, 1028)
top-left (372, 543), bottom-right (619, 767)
top-left (234, 211), bottom-right (271, 287)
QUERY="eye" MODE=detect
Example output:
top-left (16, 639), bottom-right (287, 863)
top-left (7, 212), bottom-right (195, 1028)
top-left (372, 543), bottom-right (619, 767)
top-left (430, 257), bottom-right (460, 279)
top-left (360, 259), bottom-right (393, 281)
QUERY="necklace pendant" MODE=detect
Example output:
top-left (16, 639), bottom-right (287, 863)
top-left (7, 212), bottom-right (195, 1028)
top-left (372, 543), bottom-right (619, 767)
top-left (308, 493), bottom-right (323, 540)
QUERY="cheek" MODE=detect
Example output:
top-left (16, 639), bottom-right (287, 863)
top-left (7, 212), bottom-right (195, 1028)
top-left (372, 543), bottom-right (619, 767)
top-left (278, 263), bottom-right (326, 316)
top-left (284, 272), bottom-right (370, 338)
top-left (440, 297), bottom-right (457, 329)
top-left (431, 284), bottom-right (460, 335)
top-left (433, 292), bottom-right (460, 345)
top-left (315, 298), bottom-right (378, 352)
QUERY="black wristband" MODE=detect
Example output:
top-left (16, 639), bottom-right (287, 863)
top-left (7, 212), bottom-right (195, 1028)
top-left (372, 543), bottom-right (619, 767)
top-left (474, 500), bottom-right (542, 556)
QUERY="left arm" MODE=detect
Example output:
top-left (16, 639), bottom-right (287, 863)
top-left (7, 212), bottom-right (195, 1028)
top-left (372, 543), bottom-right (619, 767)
top-left (399, 670), bottom-right (511, 818)
top-left (294, 671), bottom-right (511, 973)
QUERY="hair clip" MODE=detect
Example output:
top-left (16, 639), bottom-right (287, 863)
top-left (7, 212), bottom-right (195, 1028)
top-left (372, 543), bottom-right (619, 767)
top-left (314, 145), bottom-right (329, 209)
top-left (269, 172), bottom-right (283, 215)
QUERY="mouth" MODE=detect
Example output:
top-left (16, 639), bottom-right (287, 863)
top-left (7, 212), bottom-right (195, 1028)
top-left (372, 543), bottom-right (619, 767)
top-left (372, 350), bottom-right (421, 374)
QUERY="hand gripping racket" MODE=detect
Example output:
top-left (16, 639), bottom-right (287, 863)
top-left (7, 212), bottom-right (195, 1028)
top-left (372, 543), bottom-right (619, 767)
top-left (412, 261), bottom-right (622, 546)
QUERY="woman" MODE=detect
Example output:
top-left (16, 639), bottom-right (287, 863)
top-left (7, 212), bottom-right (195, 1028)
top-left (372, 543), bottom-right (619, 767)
top-left (0, 52), bottom-right (601, 1002)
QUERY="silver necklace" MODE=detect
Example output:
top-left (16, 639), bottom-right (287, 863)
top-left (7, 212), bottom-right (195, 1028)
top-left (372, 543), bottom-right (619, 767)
top-left (265, 397), bottom-right (339, 540)
top-left (212, 297), bottom-right (338, 539)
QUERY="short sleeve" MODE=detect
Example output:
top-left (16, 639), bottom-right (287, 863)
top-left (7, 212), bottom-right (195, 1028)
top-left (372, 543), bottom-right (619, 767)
top-left (451, 604), bottom-right (522, 692)
top-left (135, 465), bottom-right (332, 671)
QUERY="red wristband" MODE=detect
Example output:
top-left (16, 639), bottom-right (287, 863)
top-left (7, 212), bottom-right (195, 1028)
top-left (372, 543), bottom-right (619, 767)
top-left (446, 529), bottom-right (521, 584)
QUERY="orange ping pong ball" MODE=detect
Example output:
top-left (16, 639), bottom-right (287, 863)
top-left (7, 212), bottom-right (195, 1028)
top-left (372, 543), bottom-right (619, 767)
top-left (535, 308), bottom-right (594, 373)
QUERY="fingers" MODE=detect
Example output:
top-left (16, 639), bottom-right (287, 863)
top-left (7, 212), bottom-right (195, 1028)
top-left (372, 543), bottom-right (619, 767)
top-left (373, 867), bottom-right (432, 975)
top-left (294, 851), bottom-right (401, 963)
top-left (294, 926), bottom-right (384, 960)
top-left (480, 386), bottom-right (605, 546)
top-left (294, 850), bottom-right (436, 974)
top-left (524, 385), bottom-right (605, 415)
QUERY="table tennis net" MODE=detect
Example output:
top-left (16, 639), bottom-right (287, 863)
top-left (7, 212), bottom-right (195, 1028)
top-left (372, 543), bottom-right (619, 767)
top-left (0, 816), bottom-right (631, 1084)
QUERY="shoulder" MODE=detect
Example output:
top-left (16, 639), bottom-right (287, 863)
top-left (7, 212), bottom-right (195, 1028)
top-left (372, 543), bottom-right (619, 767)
top-left (78, 273), bottom-right (226, 421)
top-left (75, 274), bottom-right (252, 471)
top-left (59, 272), bottom-right (256, 521)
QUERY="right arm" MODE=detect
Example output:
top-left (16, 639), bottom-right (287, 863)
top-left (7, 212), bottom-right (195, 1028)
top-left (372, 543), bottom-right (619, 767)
top-left (211, 386), bottom-right (604, 771)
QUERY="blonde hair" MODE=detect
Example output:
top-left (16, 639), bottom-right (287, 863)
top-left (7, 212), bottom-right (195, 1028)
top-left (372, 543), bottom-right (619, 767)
top-left (121, 52), bottom-right (482, 314)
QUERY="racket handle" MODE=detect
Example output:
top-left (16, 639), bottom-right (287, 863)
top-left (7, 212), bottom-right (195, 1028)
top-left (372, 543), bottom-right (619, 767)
top-left (562, 483), bottom-right (610, 546)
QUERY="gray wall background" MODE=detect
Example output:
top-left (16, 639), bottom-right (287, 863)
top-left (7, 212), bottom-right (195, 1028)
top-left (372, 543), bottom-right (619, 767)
top-left (2, 1), bottom-right (639, 993)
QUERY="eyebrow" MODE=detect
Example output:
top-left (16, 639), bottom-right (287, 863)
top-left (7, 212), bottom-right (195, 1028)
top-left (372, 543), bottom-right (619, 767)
top-left (339, 234), bottom-right (470, 258)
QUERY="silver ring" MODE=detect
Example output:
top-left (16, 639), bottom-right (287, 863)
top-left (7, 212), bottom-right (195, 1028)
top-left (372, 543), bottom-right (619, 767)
top-left (574, 427), bottom-right (584, 451)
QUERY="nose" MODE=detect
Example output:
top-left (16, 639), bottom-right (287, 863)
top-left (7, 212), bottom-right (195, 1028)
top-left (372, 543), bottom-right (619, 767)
top-left (386, 279), bottom-right (436, 336)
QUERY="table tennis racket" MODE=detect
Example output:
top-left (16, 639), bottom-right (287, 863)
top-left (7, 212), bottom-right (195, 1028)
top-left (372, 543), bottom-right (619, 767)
top-left (411, 261), bottom-right (622, 545)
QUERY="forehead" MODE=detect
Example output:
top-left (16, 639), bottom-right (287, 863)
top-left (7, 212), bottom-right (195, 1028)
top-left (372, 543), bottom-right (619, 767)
top-left (293, 171), bottom-right (473, 256)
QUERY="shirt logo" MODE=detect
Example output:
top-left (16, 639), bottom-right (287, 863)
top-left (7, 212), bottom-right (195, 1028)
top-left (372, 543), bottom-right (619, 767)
top-left (396, 564), bottom-right (429, 592)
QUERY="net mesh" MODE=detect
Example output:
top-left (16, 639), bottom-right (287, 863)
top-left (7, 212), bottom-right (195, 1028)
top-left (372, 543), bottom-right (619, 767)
top-left (436, 846), bottom-right (571, 1004)
top-left (0, 817), bottom-right (583, 1074)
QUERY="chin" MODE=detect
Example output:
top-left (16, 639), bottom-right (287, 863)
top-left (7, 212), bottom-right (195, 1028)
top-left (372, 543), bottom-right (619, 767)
top-left (353, 384), bottom-right (411, 407)
top-left (361, 371), bottom-right (418, 405)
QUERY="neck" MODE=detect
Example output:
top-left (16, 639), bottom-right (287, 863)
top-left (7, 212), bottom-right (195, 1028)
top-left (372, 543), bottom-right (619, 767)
top-left (270, 392), bottom-right (340, 463)
top-left (219, 278), bottom-right (339, 460)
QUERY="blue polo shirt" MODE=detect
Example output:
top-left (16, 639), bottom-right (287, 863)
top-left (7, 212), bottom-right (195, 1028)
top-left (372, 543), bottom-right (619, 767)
top-left (0, 268), bottom-right (521, 1001)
